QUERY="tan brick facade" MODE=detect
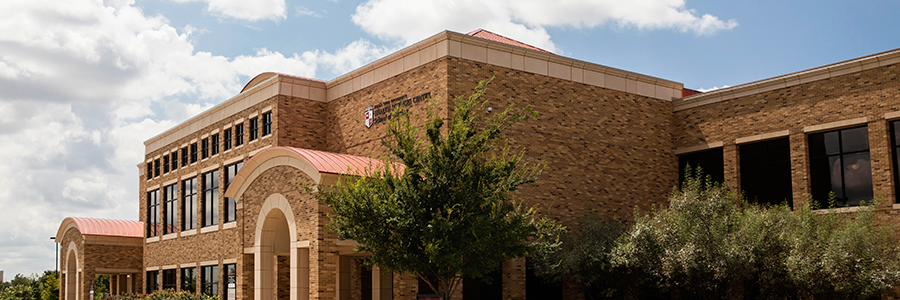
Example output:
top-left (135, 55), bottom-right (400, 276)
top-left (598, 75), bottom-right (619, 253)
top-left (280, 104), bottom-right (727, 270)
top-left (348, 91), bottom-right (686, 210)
top-left (56, 29), bottom-right (900, 300)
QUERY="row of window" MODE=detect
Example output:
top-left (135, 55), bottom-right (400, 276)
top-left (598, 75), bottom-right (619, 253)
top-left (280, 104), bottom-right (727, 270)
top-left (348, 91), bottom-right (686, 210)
top-left (146, 112), bottom-right (271, 180)
top-left (148, 161), bottom-right (243, 237)
top-left (146, 264), bottom-right (235, 296)
top-left (679, 121), bottom-right (897, 208)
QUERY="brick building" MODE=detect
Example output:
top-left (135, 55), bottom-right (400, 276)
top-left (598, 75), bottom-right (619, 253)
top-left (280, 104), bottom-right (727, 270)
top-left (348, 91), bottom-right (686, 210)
top-left (55, 29), bottom-right (900, 300)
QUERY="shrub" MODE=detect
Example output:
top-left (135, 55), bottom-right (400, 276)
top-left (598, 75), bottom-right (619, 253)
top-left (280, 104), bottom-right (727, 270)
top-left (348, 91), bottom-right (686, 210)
top-left (109, 290), bottom-right (218, 300)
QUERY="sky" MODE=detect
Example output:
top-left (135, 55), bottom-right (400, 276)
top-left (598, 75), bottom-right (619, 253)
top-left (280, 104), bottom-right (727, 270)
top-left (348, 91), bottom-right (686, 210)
top-left (1, 0), bottom-right (899, 278)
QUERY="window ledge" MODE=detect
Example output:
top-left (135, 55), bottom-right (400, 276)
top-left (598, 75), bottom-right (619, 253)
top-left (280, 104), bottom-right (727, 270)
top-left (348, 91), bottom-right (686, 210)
top-left (813, 206), bottom-right (865, 214)
top-left (181, 229), bottom-right (197, 237)
top-left (892, 204), bottom-right (900, 210)
top-left (223, 222), bottom-right (237, 229)
top-left (146, 236), bottom-right (160, 243)
top-left (200, 225), bottom-right (219, 234)
top-left (162, 233), bottom-right (177, 240)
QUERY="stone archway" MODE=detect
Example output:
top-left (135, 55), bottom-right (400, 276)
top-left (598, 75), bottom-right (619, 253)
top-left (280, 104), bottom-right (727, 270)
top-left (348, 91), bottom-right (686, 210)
top-left (254, 193), bottom-right (309, 300)
top-left (65, 242), bottom-right (79, 300)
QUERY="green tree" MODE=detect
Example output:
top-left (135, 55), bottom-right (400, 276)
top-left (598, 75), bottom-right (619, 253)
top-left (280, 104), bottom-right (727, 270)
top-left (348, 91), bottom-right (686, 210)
top-left (39, 271), bottom-right (59, 300)
top-left (0, 274), bottom-right (39, 300)
top-left (316, 77), bottom-right (564, 299)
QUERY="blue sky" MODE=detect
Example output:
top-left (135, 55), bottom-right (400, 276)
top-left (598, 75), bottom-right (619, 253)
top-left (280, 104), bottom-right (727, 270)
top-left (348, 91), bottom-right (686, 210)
top-left (0, 0), bottom-right (898, 278)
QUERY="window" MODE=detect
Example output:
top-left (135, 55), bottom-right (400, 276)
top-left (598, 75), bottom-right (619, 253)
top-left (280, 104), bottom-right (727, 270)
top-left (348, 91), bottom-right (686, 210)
top-left (224, 128), bottom-right (232, 151)
top-left (740, 138), bottom-right (793, 207)
top-left (190, 143), bottom-right (198, 163)
top-left (203, 170), bottom-right (219, 227)
top-left (250, 117), bottom-right (259, 141)
top-left (677, 148), bottom-right (724, 184)
top-left (181, 267), bottom-right (196, 293)
top-left (148, 190), bottom-right (159, 237)
top-left (235, 123), bottom-right (244, 147)
top-left (163, 155), bottom-right (170, 174)
top-left (225, 264), bottom-right (236, 300)
top-left (201, 138), bottom-right (209, 159)
top-left (162, 269), bottom-right (177, 290)
top-left (171, 152), bottom-right (178, 171)
top-left (154, 159), bottom-right (161, 178)
top-left (211, 134), bottom-right (219, 156)
top-left (164, 184), bottom-right (178, 234)
top-left (202, 265), bottom-right (219, 296)
top-left (892, 121), bottom-right (900, 203)
top-left (809, 126), bottom-right (873, 207)
top-left (146, 270), bottom-right (159, 294)
top-left (146, 162), bottom-right (152, 179)
top-left (224, 162), bottom-right (243, 223)
top-left (181, 147), bottom-right (188, 166)
top-left (262, 111), bottom-right (272, 136)
top-left (183, 177), bottom-right (197, 231)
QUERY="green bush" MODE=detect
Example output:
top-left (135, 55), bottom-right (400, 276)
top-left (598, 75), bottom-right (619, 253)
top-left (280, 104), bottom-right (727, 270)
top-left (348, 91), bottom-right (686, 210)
top-left (537, 168), bottom-right (900, 300)
top-left (109, 290), bottom-right (218, 300)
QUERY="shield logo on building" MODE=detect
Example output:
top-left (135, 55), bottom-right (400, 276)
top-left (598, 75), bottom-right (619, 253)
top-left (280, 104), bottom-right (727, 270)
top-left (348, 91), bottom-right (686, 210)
top-left (365, 106), bottom-right (374, 128)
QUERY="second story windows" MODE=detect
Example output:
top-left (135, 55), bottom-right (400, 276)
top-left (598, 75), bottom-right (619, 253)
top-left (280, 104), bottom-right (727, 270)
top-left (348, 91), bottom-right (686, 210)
top-left (146, 162), bottom-right (152, 179)
top-left (171, 152), bottom-right (178, 171)
top-left (183, 177), bottom-right (197, 231)
top-left (262, 111), bottom-right (272, 136)
top-left (211, 134), bottom-right (219, 156)
top-left (203, 170), bottom-right (219, 227)
top-left (201, 138), bottom-right (209, 159)
top-left (164, 184), bottom-right (178, 235)
top-left (181, 147), bottom-right (188, 166)
top-left (224, 128), bottom-right (232, 151)
top-left (235, 123), bottom-right (244, 147)
top-left (190, 143), bottom-right (198, 164)
top-left (154, 159), bottom-right (160, 178)
top-left (148, 189), bottom-right (159, 237)
top-left (250, 117), bottom-right (259, 141)
top-left (163, 156), bottom-right (170, 174)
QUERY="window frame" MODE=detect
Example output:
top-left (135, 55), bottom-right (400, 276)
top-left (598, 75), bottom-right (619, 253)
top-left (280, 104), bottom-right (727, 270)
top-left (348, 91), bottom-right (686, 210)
top-left (146, 270), bottom-right (159, 294)
top-left (171, 152), bottom-right (178, 171)
top-left (181, 147), bottom-right (188, 166)
top-left (201, 265), bottom-right (219, 296)
top-left (181, 267), bottom-right (196, 293)
top-left (163, 184), bottom-right (178, 235)
top-left (201, 138), bottom-right (209, 159)
top-left (249, 117), bottom-right (259, 141)
top-left (262, 112), bottom-right (272, 136)
top-left (183, 177), bottom-right (197, 231)
top-left (808, 125), bottom-right (873, 207)
top-left (148, 189), bottom-right (159, 237)
top-left (211, 133), bottom-right (219, 156)
top-left (235, 123), bottom-right (244, 147)
top-left (203, 170), bottom-right (219, 227)
top-left (224, 161), bottom-right (243, 223)
top-left (224, 128), bottom-right (232, 151)
top-left (190, 143), bottom-right (198, 164)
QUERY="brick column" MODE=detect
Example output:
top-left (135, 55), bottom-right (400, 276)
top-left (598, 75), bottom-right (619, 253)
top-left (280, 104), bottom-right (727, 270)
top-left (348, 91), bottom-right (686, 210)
top-left (790, 132), bottom-right (812, 209)
top-left (502, 258), bottom-right (526, 300)
top-left (723, 143), bottom-right (741, 193)
top-left (868, 119), bottom-right (895, 208)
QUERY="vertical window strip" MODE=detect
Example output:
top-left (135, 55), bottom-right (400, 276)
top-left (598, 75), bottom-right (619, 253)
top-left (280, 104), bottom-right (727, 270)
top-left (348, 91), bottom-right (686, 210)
top-left (183, 178), bottom-right (197, 231)
top-left (148, 190), bottom-right (159, 237)
top-left (204, 170), bottom-right (219, 227)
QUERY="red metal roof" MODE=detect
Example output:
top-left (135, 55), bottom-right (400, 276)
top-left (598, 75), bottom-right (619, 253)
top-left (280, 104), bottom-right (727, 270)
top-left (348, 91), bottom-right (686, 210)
top-left (682, 88), bottom-right (702, 98)
top-left (466, 29), bottom-right (554, 54)
top-left (268, 147), bottom-right (393, 175)
top-left (241, 72), bottom-right (326, 93)
top-left (67, 217), bottom-right (143, 238)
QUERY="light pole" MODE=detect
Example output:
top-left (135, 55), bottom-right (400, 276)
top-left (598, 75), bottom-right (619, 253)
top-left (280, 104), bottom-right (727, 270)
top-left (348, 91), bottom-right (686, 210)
top-left (50, 237), bottom-right (57, 275)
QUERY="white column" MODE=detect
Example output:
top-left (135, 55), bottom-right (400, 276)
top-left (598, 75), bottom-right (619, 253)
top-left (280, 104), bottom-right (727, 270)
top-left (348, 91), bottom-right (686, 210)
top-left (256, 246), bottom-right (274, 300)
top-left (291, 248), bottom-right (309, 300)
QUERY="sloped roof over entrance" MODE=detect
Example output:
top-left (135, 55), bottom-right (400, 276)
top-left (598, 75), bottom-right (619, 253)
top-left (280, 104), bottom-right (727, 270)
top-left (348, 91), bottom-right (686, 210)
top-left (224, 147), bottom-right (396, 200)
top-left (56, 217), bottom-right (143, 240)
top-left (466, 28), bottom-right (554, 54)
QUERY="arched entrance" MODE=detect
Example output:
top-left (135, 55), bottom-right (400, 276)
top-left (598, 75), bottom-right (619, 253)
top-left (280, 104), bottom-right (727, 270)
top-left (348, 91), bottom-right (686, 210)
top-left (65, 244), bottom-right (78, 300)
top-left (254, 194), bottom-right (308, 300)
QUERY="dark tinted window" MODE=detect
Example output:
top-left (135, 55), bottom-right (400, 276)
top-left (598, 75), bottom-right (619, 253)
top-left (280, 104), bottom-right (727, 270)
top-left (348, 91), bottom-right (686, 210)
top-left (148, 190), bottom-right (159, 237)
top-left (808, 126), bottom-right (872, 207)
top-left (678, 148), bottom-right (724, 184)
top-left (740, 138), bottom-right (793, 207)
top-left (183, 178), bottom-right (197, 230)
top-left (181, 267), bottom-right (196, 293)
top-left (203, 170), bottom-right (219, 227)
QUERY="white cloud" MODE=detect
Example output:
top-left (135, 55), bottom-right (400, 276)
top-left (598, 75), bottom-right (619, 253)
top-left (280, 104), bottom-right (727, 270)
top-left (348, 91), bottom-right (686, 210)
top-left (169, 0), bottom-right (287, 21)
top-left (295, 6), bottom-right (323, 18)
top-left (697, 85), bottom-right (731, 92)
top-left (0, 0), bottom-right (390, 277)
top-left (352, 0), bottom-right (738, 52)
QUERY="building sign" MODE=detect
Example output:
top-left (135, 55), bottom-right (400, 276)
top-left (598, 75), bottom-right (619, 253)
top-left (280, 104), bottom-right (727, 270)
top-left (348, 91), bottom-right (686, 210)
top-left (365, 92), bottom-right (431, 128)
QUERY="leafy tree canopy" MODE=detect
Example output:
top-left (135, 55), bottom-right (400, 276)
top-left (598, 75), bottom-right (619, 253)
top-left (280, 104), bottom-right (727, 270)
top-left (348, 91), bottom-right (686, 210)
top-left (316, 77), bottom-right (564, 299)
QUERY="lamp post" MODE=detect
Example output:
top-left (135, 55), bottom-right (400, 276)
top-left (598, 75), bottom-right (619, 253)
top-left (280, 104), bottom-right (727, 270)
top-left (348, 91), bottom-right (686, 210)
top-left (50, 237), bottom-right (57, 274)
